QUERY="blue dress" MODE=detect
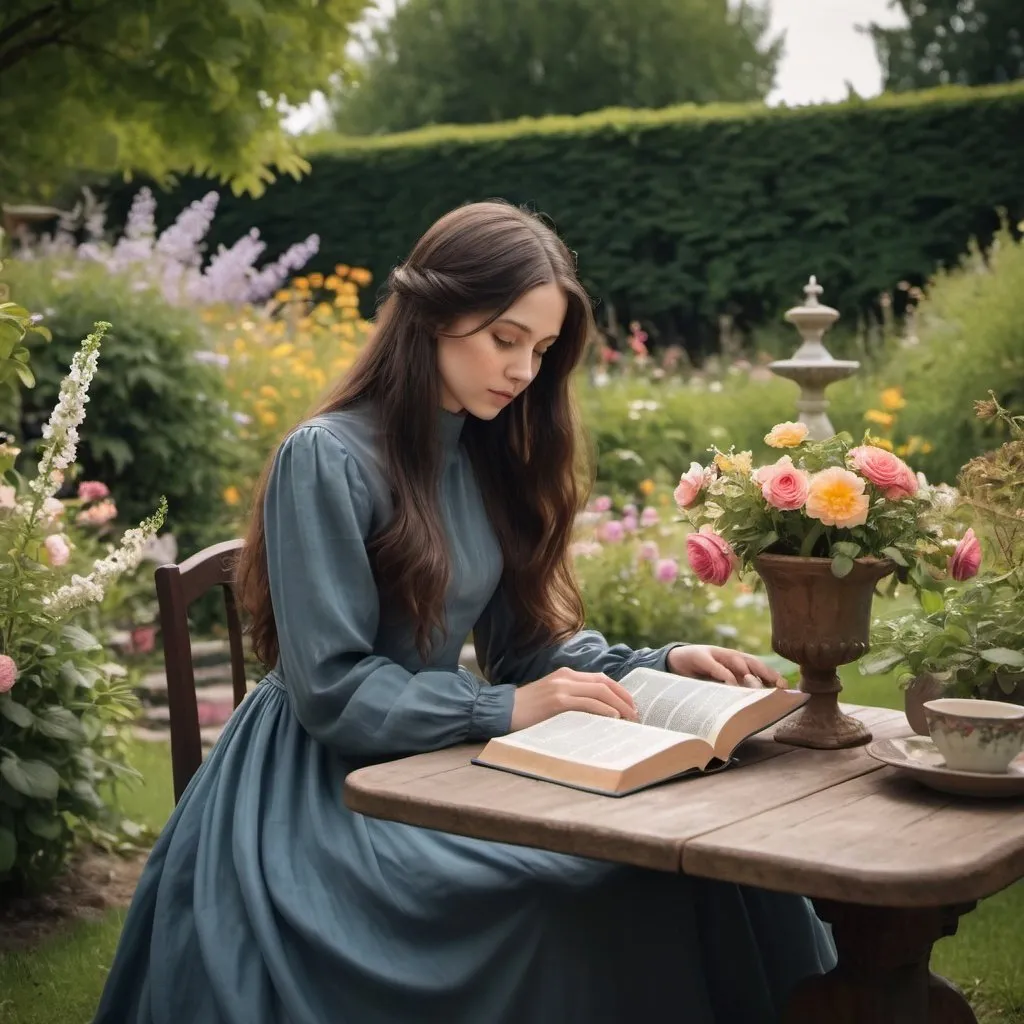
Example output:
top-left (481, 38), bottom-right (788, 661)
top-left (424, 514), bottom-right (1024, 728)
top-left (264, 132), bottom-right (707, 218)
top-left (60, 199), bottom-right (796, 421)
top-left (94, 406), bottom-right (835, 1024)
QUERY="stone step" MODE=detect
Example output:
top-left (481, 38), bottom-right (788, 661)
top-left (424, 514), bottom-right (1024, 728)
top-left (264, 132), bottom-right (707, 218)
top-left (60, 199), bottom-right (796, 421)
top-left (137, 664), bottom-right (245, 701)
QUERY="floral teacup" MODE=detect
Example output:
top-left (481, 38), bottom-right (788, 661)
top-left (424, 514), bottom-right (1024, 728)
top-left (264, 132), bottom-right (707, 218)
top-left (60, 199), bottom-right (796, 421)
top-left (923, 698), bottom-right (1024, 774)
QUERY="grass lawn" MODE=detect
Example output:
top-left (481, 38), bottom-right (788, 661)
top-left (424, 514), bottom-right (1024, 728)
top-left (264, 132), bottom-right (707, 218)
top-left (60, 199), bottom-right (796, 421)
top-left (1, 613), bottom-right (1022, 1023)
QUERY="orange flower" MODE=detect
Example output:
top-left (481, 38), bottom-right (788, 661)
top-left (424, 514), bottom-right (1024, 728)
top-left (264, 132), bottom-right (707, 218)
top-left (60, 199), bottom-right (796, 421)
top-left (805, 468), bottom-right (869, 528)
top-left (880, 387), bottom-right (906, 411)
top-left (223, 486), bottom-right (241, 506)
top-left (764, 421), bottom-right (809, 448)
top-left (639, 478), bottom-right (655, 496)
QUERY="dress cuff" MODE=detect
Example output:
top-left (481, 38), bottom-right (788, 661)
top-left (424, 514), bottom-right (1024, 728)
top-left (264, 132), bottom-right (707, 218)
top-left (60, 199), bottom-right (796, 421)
top-left (654, 642), bottom-right (689, 672)
top-left (468, 682), bottom-right (516, 739)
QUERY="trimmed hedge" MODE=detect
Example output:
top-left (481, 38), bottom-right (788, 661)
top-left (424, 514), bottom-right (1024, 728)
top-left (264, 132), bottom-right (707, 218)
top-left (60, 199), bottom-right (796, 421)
top-left (104, 83), bottom-right (1024, 352)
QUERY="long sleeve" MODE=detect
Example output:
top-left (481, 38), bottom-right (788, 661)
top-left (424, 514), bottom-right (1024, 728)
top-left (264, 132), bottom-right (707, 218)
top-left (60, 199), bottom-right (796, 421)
top-left (472, 583), bottom-right (685, 687)
top-left (264, 425), bottom-right (515, 756)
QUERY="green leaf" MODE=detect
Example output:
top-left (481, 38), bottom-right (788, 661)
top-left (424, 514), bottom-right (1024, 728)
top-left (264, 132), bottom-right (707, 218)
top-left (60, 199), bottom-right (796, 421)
top-left (859, 648), bottom-right (906, 675)
top-left (61, 624), bottom-right (102, 651)
top-left (0, 826), bottom-right (15, 873)
top-left (799, 521), bottom-right (823, 558)
top-left (755, 530), bottom-right (778, 553)
top-left (35, 706), bottom-right (87, 741)
top-left (14, 363), bottom-right (35, 388)
top-left (831, 554), bottom-right (854, 579)
top-left (919, 589), bottom-right (945, 615)
top-left (0, 756), bottom-right (60, 800)
top-left (979, 648), bottom-right (1024, 668)
top-left (0, 695), bottom-right (35, 728)
top-left (945, 624), bottom-right (971, 645)
top-left (24, 808), bottom-right (62, 840)
top-left (881, 546), bottom-right (909, 567)
top-left (833, 541), bottom-right (861, 559)
top-left (59, 661), bottom-right (91, 689)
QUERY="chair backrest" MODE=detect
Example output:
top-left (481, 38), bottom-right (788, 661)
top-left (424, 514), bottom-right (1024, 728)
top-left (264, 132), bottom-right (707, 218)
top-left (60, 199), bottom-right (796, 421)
top-left (154, 538), bottom-right (247, 803)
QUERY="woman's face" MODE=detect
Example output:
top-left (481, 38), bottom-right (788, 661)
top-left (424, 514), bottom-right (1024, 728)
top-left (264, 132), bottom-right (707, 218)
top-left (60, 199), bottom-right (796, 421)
top-left (436, 282), bottom-right (567, 419)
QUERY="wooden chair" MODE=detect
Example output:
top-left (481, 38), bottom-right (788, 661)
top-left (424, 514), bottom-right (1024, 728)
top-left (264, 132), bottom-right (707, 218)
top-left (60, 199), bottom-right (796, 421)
top-left (154, 538), bottom-right (248, 803)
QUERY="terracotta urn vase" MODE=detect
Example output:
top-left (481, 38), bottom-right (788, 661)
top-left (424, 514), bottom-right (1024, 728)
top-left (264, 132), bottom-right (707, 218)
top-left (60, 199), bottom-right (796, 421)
top-left (754, 553), bottom-right (895, 749)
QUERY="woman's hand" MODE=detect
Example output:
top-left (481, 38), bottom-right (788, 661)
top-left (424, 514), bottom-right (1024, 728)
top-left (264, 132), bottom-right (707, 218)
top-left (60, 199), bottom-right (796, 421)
top-left (667, 644), bottom-right (786, 689)
top-left (511, 668), bottom-right (639, 731)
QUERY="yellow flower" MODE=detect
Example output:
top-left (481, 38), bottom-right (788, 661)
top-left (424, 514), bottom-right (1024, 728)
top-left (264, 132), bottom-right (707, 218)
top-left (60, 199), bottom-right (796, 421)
top-left (315, 302), bottom-right (333, 317)
top-left (223, 486), bottom-right (241, 506)
top-left (325, 275), bottom-right (342, 290)
top-left (714, 450), bottom-right (753, 475)
top-left (764, 421), bottom-right (809, 448)
top-left (864, 409), bottom-right (895, 428)
top-left (233, 337), bottom-right (247, 354)
top-left (274, 289), bottom-right (291, 303)
top-left (349, 267), bottom-right (372, 286)
top-left (270, 343), bottom-right (294, 359)
top-left (805, 467), bottom-right (869, 528)
top-left (920, 441), bottom-right (934, 454)
top-left (257, 409), bottom-right (279, 427)
top-left (259, 385), bottom-right (279, 399)
top-left (334, 263), bottom-right (350, 277)
top-left (880, 387), bottom-right (906, 411)
top-left (639, 478), bottom-right (655, 496)
top-left (293, 276), bottom-right (310, 291)
top-left (867, 435), bottom-right (894, 452)
top-left (308, 273), bottom-right (324, 288)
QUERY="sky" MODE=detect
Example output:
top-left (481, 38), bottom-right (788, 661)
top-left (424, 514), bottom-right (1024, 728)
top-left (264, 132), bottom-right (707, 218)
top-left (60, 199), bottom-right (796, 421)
top-left (283, 0), bottom-right (909, 132)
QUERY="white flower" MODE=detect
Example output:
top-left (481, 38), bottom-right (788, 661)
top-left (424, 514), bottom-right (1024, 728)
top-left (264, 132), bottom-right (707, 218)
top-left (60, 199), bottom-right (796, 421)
top-left (41, 498), bottom-right (167, 616)
top-left (28, 323), bottom-right (107, 515)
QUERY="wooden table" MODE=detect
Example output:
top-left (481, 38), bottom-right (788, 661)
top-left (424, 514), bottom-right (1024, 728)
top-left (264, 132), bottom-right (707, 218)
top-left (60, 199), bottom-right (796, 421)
top-left (345, 705), bottom-right (1024, 1023)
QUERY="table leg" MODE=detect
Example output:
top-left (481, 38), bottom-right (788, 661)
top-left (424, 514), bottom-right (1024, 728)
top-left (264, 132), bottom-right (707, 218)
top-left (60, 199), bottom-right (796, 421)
top-left (782, 900), bottom-right (978, 1024)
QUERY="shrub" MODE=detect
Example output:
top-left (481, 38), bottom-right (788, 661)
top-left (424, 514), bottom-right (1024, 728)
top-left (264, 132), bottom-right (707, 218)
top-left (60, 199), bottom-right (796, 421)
top-left (102, 82), bottom-right (1024, 352)
top-left (211, 266), bottom-right (375, 527)
top-left (884, 221), bottom-right (1024, 485)
top-left (0, 258), bottom-right (236, 555)
top-left (0, 322), bottom-right (166, 892)
top-left (571, 498), bottom-right (717, 650)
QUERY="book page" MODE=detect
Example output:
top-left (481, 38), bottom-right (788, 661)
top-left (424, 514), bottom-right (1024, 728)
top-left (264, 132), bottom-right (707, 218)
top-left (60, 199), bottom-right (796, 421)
top-left (620, 667), bottom-right (767, 742)
top-left (491, 711), bottom-right (703, 771)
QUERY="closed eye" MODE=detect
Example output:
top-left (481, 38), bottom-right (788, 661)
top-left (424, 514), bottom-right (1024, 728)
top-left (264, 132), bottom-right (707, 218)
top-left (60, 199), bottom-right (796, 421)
top-left (494, 335), bottom-right (516, 349)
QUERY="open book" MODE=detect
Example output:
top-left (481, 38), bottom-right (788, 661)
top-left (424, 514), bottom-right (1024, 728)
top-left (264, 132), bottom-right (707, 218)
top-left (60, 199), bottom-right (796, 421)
top-left (472, 666), bottom-right (808, 797)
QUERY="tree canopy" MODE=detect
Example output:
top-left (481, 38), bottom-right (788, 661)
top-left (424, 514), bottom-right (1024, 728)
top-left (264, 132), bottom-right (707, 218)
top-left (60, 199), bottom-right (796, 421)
top-left (0, 0), bottom-right (368, 203)
top-left (865, 0), bottom-right (1024, 92)
top-left (332, 0), bottom-right (783, 135)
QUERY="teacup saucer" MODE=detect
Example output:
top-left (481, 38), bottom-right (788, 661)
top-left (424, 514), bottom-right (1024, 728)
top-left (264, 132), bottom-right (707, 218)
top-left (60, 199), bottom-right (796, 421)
top-left (867, 736), bottom-right (1024, 798)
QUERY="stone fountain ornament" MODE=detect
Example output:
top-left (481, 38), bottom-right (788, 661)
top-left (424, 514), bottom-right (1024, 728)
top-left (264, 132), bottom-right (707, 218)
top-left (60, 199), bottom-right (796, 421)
top-left (769, 276), bottom-right (858, 441)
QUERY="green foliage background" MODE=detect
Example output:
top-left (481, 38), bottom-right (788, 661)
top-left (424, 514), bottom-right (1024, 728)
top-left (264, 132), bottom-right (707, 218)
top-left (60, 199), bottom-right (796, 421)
top-left (101, 82), bottom-right (1024, 353)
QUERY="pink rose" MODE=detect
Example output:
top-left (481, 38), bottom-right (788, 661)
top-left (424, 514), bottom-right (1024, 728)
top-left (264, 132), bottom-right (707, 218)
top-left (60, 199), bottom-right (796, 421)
top-left (622, 513), bottom-right (638, 532)
top-left (638, 541), bottom-right (659, 562)
top-left (685, 526), bottom-right (737, 586)
top-left (0, 655), bottom-right (17, 694)
top-left (754, 456), bottom-right (810, 511)
top-left (848, 446), bottom-right (918, 500)
top-left (640, 506), bottom-right (659, 527)
top-left (598, 519), bottom-right (625, 544)
top-left (76, 499), bottom-right (118, 526)
top-left (674, 461), bottom-right (712, 508)
top-left (654, 558), bottom-right (679, 583)
top-left (949, 528), bottom-right (982, 581)
top-left (78, 480), bottom-right (110, 502)
top-left (43, 534), bottom-right (71, 566)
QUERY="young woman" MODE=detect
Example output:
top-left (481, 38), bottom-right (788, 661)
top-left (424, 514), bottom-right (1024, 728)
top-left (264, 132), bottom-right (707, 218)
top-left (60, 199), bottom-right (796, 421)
top-left (94, 201), bottom-right (835, 1023)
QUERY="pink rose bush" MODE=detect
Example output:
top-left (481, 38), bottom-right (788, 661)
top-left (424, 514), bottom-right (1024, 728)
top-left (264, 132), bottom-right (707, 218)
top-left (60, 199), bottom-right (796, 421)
top-left (675, 424), bottom-right (969, 594)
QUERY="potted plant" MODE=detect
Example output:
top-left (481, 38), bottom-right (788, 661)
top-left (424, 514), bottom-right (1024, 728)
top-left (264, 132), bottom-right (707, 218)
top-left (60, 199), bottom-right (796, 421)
top-left (674, 420), bottom-right (961, 749)
top-left (867, 395), bottom-right (1019, 734)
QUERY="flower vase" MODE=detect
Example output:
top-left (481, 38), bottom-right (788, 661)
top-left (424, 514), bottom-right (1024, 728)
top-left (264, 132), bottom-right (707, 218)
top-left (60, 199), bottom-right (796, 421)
top-left (754, 553), bottom-right (895, 749)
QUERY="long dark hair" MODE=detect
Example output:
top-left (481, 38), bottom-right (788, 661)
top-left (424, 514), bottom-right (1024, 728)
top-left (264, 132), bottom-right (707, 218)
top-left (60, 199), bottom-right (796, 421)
top-left (238, 201), bottom-right (594, 667)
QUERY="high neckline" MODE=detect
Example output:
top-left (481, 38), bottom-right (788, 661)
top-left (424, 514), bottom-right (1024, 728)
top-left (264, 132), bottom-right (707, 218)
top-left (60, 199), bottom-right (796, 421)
top-left (439, 408), bottom-right (467, 450)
